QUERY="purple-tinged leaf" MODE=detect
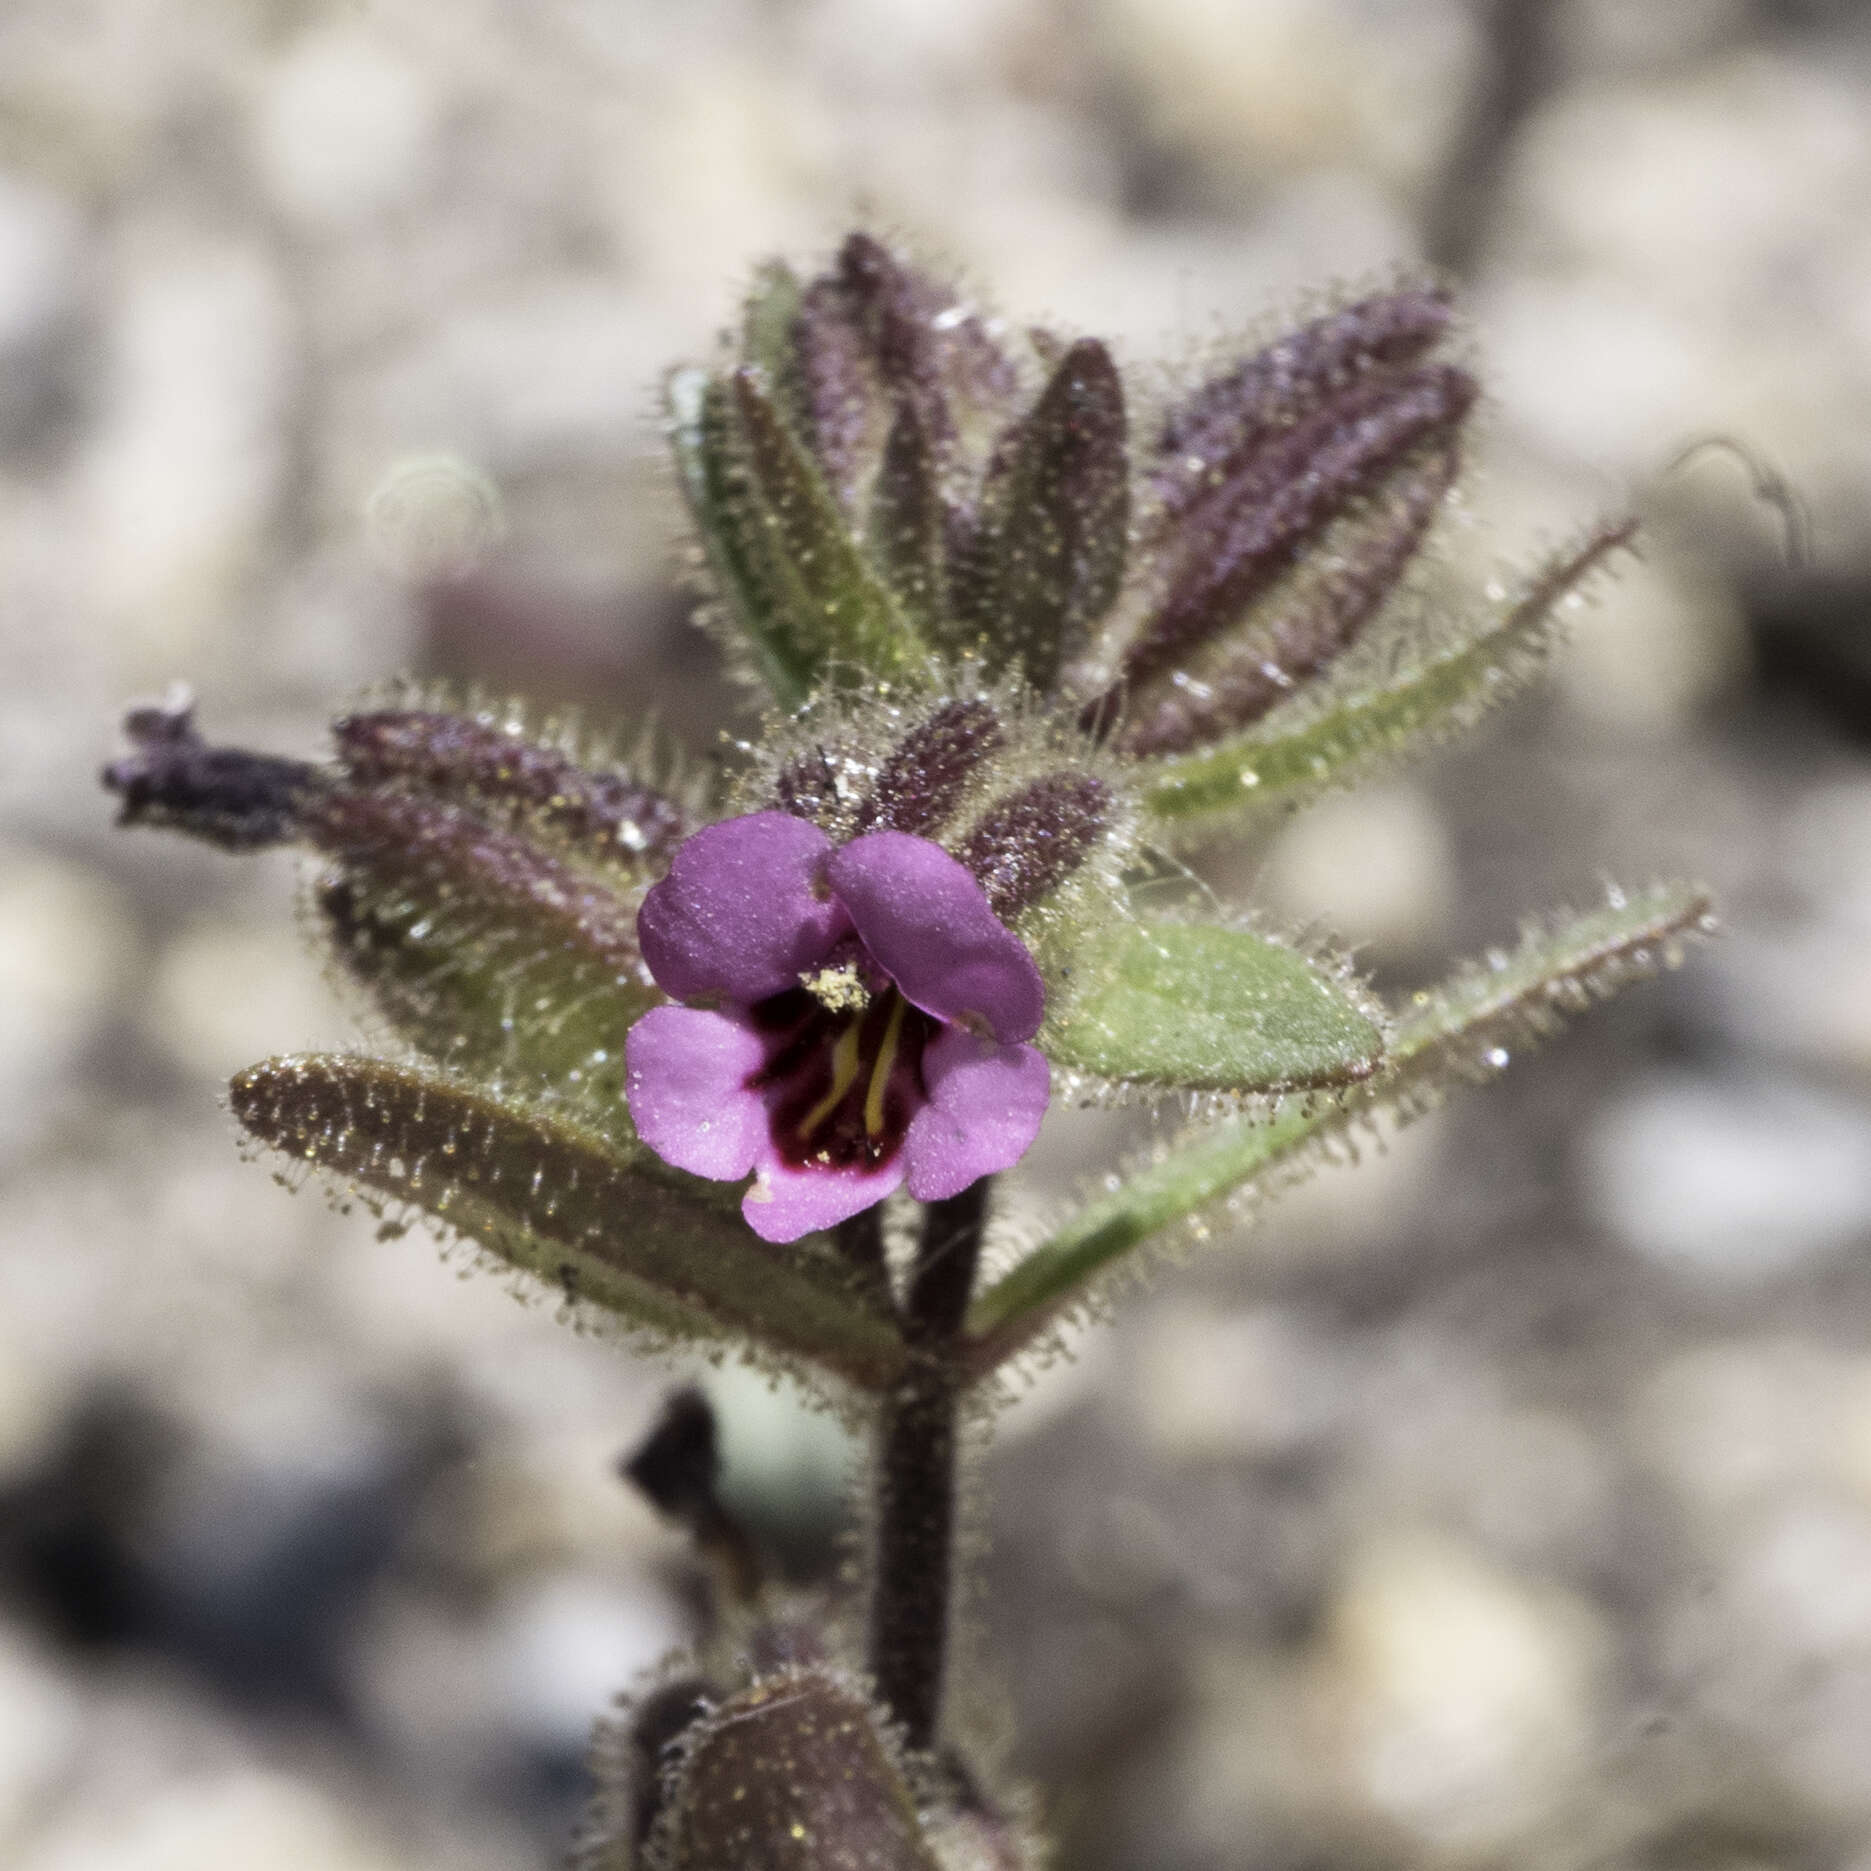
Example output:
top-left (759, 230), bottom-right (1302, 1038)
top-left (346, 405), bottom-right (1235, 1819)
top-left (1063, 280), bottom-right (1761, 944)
top-left (1112, 364), bottom-right (1476, 698)
top-left (333, 709), bottom-right (687, 866)
top-left (795, 273), bottom-right (881, 512)
top-left (1115, 440), bottom-right (1460, 756)
top-left (306, 788), bottom-right (655, 1095)
top-left (838, 231), bottom-right (1019, 448)
top-left (948, 338), bottom-right (1129, 690)
top-left (866, 395), bottom-right (947, 625)
top-left (1150, 287), bottom-right (1455, 520)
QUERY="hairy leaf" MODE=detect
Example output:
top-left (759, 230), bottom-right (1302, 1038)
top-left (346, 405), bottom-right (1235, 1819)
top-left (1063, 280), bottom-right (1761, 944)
top-left (1113, 366), bottom-right (1473, 700)
top-left (666, 366), bottom-right (812, 705)
top-left (968, 880), bottom-right (1712, 1366)
top-left (332, 709), bottom-right (688, 871)
top-left (1148, 287), bottom-right (1456, 521)
top-left (307, 790), bottom-right (655, 1110)
top-left (948, 338), bottom-right (1128, 688)
top-left (730, 366), bottom-right (926, 688)
top-left (1044, 918), bottom-right (1383, 1094)
top-left (1113, 440), bottom-right (1459, 757)
top-left (866, 397), bottom-right (946, 628)
top-left (1141, 518), bottom-right (1637, 828)
top-left (232, 1055), bottom-right (908, 1392)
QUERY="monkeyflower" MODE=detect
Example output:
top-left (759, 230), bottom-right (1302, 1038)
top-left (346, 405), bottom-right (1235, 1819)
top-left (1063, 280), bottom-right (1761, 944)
top-left (103, 230), bottom-right (1716, 1868)
top-left (626, 812), bottom-right (1049, 1241)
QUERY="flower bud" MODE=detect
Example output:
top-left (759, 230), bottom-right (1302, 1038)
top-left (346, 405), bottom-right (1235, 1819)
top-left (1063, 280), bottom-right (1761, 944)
top-left (958, 772), bottom-right (1112, 922)
top-left (853, 698), bottom-right (1005, 836)
top-left (653, 1668), bottom-right (941, 1871)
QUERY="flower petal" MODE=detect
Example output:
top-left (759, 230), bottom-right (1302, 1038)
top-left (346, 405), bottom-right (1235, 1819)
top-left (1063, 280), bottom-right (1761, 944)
top-left (828, 831), bottom-right (1044, 1043)
top-left (903, 1030), bottom-right (1050, 1202)
top-left (742, 1153), bottom-right (906, 1243)
top-left (625, 1005), bottom-right (771, 1180)
top-left (638, 811), bottom-right (849, 1004)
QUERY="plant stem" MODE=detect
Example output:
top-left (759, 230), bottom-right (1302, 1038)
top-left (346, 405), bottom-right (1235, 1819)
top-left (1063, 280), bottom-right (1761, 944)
top-left (868, 1178), bottom-right (989, 1751)
top-left (833, 1205), bottom-right (892, 1311)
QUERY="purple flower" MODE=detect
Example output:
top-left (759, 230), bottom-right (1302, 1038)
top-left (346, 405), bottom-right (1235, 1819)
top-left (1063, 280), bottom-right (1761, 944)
top-left (624, 811), bottom-right (1051, 1243)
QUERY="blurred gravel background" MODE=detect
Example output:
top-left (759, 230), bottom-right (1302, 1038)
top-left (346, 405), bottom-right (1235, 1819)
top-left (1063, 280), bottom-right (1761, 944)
top-left (6, 1), bottom-right (1871, 1866)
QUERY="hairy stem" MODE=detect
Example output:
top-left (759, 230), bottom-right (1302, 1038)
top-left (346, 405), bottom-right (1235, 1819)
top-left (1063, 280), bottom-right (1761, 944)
top-left (868, 1179), bottom-right (989, 1750)
top-left (834, 1206), bottom-right (893, 1312)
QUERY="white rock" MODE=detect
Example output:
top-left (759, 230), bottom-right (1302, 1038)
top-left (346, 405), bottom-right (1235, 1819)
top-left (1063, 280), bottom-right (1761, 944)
top-left (1552, 556), bottom-right (1748, 734)
top-left (0, 1626), bottom-right (84, 1842)
top-left (1583, 1074), bottom-right (1871, 1284)
top-left (252, 26), bottom-right (440, 226)
top-left (144, 917), bottom-right (345, 1085)
top-left (1257, 780), bottom-right (1455, 954)
top-left (1316, 1531), bottom-right (1605, 1850)
top-left (1783, 775), bottom-right (1871, 932)
top-left (1092, 0), bottom-right (1478, 195)
top-left (75, 233), bottom-right (290, 661)
top-left (1133, 1303), bottom-right (1346, 1461)
top-left (18, 1767), bottom-right (404, 1871)
top-left (487, 1570), bottom-right (685, 1752)
top-left (0, 173), bottom-right (82, 357)
top-left (0, 850), bottom-right (134, 1160)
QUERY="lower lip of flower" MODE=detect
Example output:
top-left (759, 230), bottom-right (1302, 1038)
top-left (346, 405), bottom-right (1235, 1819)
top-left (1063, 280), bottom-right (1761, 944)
top-left (748, 983), bottom-right (939, 1171)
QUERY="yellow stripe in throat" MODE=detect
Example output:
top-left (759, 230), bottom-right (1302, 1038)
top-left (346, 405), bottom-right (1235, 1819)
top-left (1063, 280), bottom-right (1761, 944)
top-left (798, 1018), bottom-right (865, 1139)
top-left (863, 994), bottom-right (908, 1139)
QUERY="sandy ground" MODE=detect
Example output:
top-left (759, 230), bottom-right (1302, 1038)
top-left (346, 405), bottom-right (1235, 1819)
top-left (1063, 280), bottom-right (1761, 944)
top-left (5, 2), bottom-right (1871, 1865)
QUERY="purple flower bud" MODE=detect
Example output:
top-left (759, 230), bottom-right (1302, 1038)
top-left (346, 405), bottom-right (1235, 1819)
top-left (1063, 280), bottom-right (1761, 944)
top-left (853, 699), bottom-right (1005, 836)
top-left (957, 773), bottom-right (1112, 922)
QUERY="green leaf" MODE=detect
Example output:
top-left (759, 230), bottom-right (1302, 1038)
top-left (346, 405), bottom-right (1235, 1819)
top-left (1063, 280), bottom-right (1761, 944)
top-left (667, 366), bottom-right (815, 707)
top-left (969, 880), bottom-right (1712, 1368)
top-left (665, 363), bottom-right (928, 707)
top-left (232, 1054), bottom-right (908, 1393)
top-left (740, 259), bottom-right (804, 391)
top-left (1044, 917), bottom-right (1384, 1094)
top-left (1140, 518), bottom-right (1636, 829)
top-left (730, 366), bottom-right (927, 684)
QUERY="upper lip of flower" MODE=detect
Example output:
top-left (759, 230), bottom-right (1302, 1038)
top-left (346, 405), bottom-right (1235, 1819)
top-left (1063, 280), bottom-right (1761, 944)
top-left (623, 812), bottom-right (1050, 1244)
